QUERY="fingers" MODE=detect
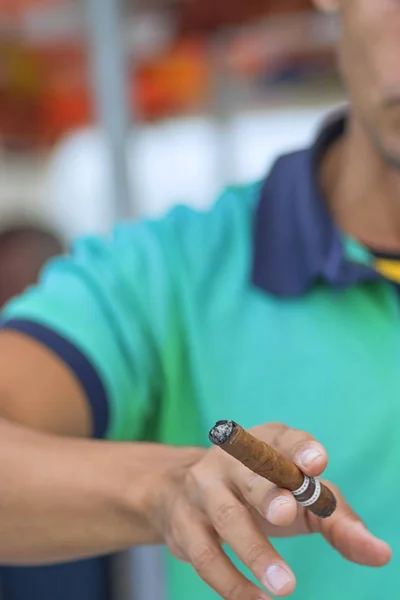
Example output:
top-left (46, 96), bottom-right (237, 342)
top-left (204, 485), bottom-right (296, 597)
top-left (238, 472), bottom-right (298, 528)
top-left (170, 507), bottom-right (272, 600)
top-left (249, 422), bottom-right (328, 477)
top-left (309, 483), bottom-right (392, 567)
top-left (189, 530), bottom-right (270, 600)
top-left (229, 421), bottom-right (329, 528)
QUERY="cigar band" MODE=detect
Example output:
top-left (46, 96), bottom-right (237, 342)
top-left (292, 476), bottom-right (311, 497)
top-left (297, 479), bottom-right (321, 508)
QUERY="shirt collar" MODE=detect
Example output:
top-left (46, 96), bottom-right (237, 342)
top-left (252, 114), bottom-right (379, 297)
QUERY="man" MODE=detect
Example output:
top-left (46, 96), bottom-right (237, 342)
top-left (0, 1), bottom-right (397, 598)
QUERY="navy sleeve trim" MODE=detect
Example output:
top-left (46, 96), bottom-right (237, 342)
top-left (2, 319), bottom-right (109, 439)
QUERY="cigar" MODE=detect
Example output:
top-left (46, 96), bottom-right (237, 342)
top-left (209, 420), bottom-right (336, 519)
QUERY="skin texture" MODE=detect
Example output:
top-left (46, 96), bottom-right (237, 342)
top-left (316, 0), bottom-right (400, 249)
top-left (0, 2), bottom-right (397, 598)
top-left (0, 405), bottom-right (391, 600)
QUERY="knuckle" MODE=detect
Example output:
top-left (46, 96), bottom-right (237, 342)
top-left (184, 467), bottom-right (209, 505)
top-left (268, 421), bottom-right (287, 430)
top-left (279, 429), bottom-right (317, 460)
top-left (213, 501), bottom-right (247, 531)
top-left (269, 423), bottom-right (290, 450)
top-left (187, 460), bottom-right (216, 493)
top-left (249, 422), bottom-right (314, 456)
top-left (226, 581), bottom-right (252, 600)
top-left (250, 421), bottom-right (286, 439)
top-left (165, 534), bottom-right (187, 562)
top-left (245, 542), bottom-right (271, 569)
top-left (168, 510), bottom-right (184, 546)
top-left (186, 461), bottom-right (207, 486)
top-left (185, 466), bottom-right (202, 492)
top-left (243, 472), bottom-right (263, 495)
top-left (191, 543), bottom-right (220, 574)
top-left (167, 498), bottom-right (191, 545)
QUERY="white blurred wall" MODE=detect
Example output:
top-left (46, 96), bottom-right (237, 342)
top-left (45, 102), bottom-right (341, 238)
top-left (0, 101), bottom-right (342, 239)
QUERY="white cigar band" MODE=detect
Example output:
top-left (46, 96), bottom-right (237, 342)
top-left (291, 476), bottom-right (321, 507)
top-left (292, 475), bottom-right (311, 496)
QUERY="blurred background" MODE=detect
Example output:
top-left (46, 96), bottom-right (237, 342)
top-left (0, 0), bottom-right (344, 598)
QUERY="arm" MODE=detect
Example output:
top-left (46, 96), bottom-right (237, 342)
top-left (0, 412), bottom-right (201, 566)
top-left (0, 332), bottom-right (203, 565)
top-left (0, 418), bottom-right (198, 565)
top-left (0, 338), bottom-right (390, 598)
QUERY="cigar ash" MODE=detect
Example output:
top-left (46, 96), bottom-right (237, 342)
top-left (209, 420), bottom-right (236, 445)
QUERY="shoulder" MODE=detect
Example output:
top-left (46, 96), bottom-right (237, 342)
top-left (77, 181), bottom-right (262, 284)
top-left (158, 181), bottom-right (262, 263)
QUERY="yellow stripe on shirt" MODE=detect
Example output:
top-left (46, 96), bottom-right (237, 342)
top-left (374, 258), bottom-right (400, 284)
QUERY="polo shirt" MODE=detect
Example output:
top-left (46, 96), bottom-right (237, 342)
top-left (2, 115), bottom-right (400, 600)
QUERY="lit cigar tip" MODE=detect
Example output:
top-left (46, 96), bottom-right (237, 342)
top-left (209, 420), bottom-right (236, 445)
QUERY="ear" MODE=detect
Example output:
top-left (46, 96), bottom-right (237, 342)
top-left (312, 0), bottom-right (339, 12)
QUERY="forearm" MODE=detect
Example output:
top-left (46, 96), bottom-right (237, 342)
top-left (0, 417), bottom-right (203, 565)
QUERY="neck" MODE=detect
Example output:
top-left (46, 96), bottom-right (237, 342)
top-left (322, 114), bottom-right (400, 251)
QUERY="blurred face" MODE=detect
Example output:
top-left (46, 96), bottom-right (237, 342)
top-left (317, 0), bottom-right (400, 168)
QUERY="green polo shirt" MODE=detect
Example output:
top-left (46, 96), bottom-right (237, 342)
top-left (2, 116), bottom-right (399, 600)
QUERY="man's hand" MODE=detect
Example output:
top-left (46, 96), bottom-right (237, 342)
top-left (148, 423), bottom-right (392, 600)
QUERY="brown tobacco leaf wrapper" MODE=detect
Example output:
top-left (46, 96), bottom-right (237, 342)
top-left (209, 421), bottom-right (336, 519)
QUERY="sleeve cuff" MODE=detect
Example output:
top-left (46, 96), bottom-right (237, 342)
top-left (2, 319), bottom-right (109, 439)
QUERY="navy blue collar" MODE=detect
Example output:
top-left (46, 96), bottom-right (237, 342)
top-left (252, 115), bottom-right (379, 297)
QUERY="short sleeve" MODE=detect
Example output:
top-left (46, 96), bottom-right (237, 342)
top-left (1, 219), bottom-right (175, 441)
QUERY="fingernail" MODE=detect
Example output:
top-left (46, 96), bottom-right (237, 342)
top-left (267, 497), bottom-right (290, 522)
top-left (299, 446), bottom-right (323, 469)
top-left (265, 564), bottom-right (292, 594)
